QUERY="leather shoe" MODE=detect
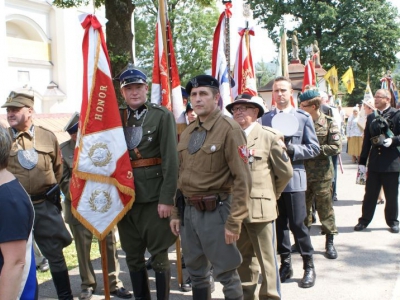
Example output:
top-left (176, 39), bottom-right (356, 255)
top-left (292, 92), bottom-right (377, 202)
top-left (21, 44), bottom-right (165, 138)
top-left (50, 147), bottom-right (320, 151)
top-left (354, 223), bottom-right (367, 231)
top-left (390, 225), bottom-right (399, 233)
top-left (80, 288), bottom-right (94, 300)
top-left (110, 287), bottom-right (132, 299)
top-left (181, 276), bottom-right (192, 292)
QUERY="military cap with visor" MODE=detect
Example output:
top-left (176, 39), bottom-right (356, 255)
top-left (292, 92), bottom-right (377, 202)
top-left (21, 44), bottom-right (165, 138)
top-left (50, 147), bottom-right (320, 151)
top-left (64, 112), bottom-right (80, 135)
top-left (116, 63), bottom-right (147, 88)
top-left (2, 91), bottom-right (34, 108)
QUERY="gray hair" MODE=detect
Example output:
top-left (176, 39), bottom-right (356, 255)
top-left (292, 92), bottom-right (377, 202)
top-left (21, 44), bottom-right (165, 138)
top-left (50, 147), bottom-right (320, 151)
top-left (0, 126), bottom-right (12, 169)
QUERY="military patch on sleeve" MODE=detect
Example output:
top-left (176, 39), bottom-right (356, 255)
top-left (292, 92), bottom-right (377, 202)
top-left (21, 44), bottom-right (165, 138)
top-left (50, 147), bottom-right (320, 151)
top-left (332, 134), bottom-right (340, 141)
top-left (238, 145), bottom-right (249, 164)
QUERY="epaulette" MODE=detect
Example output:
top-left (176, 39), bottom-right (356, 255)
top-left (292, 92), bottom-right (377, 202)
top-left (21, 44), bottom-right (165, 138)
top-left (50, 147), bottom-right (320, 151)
top-left (147, 102), bottom-right (169, 113)
top-left (262, 125), bottom-right (279, 135)
top-left (296, 109), bottom-right (311, 117)
top-left (221, 114), bottom-right (238, 129)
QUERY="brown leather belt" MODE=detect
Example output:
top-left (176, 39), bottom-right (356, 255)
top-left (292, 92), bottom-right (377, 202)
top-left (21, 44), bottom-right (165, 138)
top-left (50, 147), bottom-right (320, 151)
top-left (185, 194), bottom-right (228, 212)
top-left (131, 158), bottom-right (162, 168)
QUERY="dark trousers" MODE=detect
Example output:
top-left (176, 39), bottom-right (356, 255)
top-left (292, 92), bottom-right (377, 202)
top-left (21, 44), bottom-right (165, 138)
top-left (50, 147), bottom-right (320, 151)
top-left (359, 171), bottom-right (399, 227)
top-left (331, 155), bottom-right (338, 199)
top-left (276, 192), bottom-right (314, 256)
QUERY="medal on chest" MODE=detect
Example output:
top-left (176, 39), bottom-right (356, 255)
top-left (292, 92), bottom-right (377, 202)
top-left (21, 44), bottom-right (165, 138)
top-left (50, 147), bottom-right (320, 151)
top-left (188, 129), bottom-right (207, 155)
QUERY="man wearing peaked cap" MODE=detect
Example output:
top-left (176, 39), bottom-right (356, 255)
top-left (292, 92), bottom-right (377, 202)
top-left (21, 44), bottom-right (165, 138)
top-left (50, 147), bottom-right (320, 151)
top-left (170, 75), bottom-right (252, 299)
top-left (228, 93), bottom-right (293, 300)
top-left (299, 90), bottom-right (341, 260)
top-left (60, 113), bottom-right (131, 299)
top-left (3, 91), bottom-right (74, 299)
top-left (116, 64), bottom-right (179, 299)
top-left (261, 77), bottom-right (320, 289)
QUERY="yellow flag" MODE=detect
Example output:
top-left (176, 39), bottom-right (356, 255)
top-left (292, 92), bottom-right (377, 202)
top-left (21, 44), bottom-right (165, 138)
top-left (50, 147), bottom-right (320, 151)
top-left (324, 66), bottom-right (339, 95)
top-left (341, 67), bottom-right (355, 94)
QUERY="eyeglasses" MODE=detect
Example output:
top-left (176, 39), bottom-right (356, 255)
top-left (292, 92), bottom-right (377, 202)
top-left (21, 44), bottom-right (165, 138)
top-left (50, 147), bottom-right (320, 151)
top-left (231, 106), bottom-right (256, 113)
top-left (299, 104), bottom-right (312, 108)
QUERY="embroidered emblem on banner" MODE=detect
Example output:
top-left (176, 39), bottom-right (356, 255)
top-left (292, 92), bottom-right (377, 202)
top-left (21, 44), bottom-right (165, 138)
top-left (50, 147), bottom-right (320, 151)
top-left (89, 190), bottom-right (112, 213)
top-left (89, 143), bottom-right (112, 167)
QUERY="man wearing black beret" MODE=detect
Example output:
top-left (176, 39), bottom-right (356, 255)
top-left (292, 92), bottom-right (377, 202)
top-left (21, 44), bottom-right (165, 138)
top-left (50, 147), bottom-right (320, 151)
top-left (170, 75), bottom-right (252, 299)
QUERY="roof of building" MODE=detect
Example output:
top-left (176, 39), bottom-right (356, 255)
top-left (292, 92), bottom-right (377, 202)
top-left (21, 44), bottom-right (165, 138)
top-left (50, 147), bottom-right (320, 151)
top-left (0, 113), bottom-right (73, 144)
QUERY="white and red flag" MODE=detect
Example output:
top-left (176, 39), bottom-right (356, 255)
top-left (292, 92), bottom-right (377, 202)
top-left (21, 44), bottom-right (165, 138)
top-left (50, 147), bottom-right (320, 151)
top-left (151, 9), bottom-right (183, 122)
top-left (212, 7), bottom-right (233, 114)
top-left (232, 27), bottom-right (257, 100)
top-left (302, 59), bottom-right (316, 92)
top-left (71, 14), bottom-right (135, 240)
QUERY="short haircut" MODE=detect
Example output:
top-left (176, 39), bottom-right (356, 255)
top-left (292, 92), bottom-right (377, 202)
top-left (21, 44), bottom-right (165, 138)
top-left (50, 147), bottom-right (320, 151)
top-left (0, 126), bottom-right (12, 169)
top-left (273, 76), bottom-right (292, 89)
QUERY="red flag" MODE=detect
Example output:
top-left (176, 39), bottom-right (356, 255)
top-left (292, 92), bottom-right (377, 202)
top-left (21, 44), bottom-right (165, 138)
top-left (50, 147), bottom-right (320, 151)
top-left (232, 27), bottom-right (257, 99)
top-left (151, 10), bottom-right (183, 122)
top-left (212, 11), bottom-right (233, 114)
top-left (71, 14), bottom-right (135, 240)
top-left (302, 59), bottom-right (316, 92)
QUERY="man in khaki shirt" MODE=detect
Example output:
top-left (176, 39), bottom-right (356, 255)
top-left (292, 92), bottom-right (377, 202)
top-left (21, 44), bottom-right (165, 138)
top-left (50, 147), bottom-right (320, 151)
top-left (227, 94), bottom-right (293, 300)
top-left (170, 75), bottom-right (252, 300)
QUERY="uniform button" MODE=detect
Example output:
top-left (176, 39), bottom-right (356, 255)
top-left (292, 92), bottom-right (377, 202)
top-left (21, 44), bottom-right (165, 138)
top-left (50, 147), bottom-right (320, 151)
top-left (378, 153), bottom-right (381, 155)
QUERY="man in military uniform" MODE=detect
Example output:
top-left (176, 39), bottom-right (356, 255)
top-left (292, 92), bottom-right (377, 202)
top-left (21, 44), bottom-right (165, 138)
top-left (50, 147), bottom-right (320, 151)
top-left (116, 66), bottom-right (178, 299)
top-left (170, 75), bottom-right (252, 300)
top-left (227, 94), bottom-right (293, 300)
top-left (262, 77), bottom-right (320, 288)
top-left (298, 90), bottom-right (341, 259)
top-left (355, 89), bottom-right (400, 233)
top-left (2, 92), bottom-right (73, 299)
top-left (60, 113), bottom-right (131, 300)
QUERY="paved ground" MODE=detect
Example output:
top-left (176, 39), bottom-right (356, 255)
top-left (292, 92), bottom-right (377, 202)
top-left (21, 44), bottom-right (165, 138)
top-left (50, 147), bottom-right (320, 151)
top-left (39, 142), bottom-right (400, 299)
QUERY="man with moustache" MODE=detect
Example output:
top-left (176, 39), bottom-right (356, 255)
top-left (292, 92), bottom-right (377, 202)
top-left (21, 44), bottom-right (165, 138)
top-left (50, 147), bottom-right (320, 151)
top-left (354, 89), bottom-right (400, 233)
top-left (2, 91), bottom-right (73, 299)
top-left (227, 93), bottom-right (293, 300)
top-left (261, 77), bottom-right (320, 288)
top-left (170, 75), bottom-right (252, 300)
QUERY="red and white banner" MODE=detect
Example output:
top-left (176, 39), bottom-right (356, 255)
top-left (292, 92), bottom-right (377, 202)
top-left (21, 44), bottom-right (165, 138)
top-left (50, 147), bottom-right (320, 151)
top-left (302, 59), bottom-right (316, 92)
top-left (232, 27), bottom-right (257, 100)
top-left (151, 9), bottom-right (183, 122)
top-left (212, 10), bottom-right (233, 114)
top-left (71, 14), bottom-right (135, 240)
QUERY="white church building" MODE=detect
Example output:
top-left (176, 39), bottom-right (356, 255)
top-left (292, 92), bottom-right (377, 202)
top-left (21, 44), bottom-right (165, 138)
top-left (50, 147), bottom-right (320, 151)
top-left (0, 0), bottom-right (105, 114)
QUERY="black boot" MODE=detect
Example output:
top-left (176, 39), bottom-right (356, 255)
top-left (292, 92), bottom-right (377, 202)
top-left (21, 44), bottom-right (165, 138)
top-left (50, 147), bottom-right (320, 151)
top-left (325, 234), bottom-right (338, 259)
top-left (129, 269), bottom-right (151, 300)
top-left (155, 270), bottom-right (171, 300)
top-left (279, 253), bottom-right (293, 283)
top-left (51, 270), bottom-right (73, 300)
top-left (192, 286), bottom-right (211, 300)
top-left (299, 255), bottom-right (316, 288)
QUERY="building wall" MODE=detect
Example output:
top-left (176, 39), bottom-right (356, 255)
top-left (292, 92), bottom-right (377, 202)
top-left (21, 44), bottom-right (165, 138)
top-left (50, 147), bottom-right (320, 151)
top-left (1, 0), bottom-right (105, 114)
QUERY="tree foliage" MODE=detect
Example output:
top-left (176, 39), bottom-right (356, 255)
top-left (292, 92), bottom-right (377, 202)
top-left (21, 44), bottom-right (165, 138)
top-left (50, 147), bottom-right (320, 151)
top-left (249, 0), bottom-right (400, 106)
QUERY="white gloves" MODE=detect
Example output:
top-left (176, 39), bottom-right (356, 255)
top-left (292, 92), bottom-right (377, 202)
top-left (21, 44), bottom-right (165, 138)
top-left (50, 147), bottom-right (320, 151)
top-left (358, 165), bottom-right (366, 173)
top-left (383, 138), bottom-right (393, 147)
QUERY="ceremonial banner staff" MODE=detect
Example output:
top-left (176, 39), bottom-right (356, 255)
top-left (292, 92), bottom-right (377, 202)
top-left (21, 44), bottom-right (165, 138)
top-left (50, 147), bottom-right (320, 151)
top-left (151, 0), bottom-right (184, 285)
top-left (72, 14), bottom-right (135, 299)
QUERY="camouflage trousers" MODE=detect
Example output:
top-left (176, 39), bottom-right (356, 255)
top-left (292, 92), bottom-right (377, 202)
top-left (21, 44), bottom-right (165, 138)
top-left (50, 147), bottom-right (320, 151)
top-left (305, 179), bottom-right (338, 235)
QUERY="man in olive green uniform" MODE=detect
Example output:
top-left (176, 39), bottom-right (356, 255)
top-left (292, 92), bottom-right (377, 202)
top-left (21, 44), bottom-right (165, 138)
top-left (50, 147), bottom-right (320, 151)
top-left (227, 94), bottom-right (293, 300)
top-left (299, 90), bottom-right (341, 259)
top-left (2, 92), bottom-right (73, 299)
top-left (60, 113), bottom-right (131, 300)
top-left (170, 75), bottom-right (252, 300)
top-left (116, 66), bottom-right (178, 300)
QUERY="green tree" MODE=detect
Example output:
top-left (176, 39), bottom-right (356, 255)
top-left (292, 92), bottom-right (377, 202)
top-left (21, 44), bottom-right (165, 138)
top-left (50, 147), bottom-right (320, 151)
top-left (255, 59), bottom-right (275, 88)
top-left (249, 0), bottom-right (400, 106)
top-left (53, 0), bottom-right (217, 103)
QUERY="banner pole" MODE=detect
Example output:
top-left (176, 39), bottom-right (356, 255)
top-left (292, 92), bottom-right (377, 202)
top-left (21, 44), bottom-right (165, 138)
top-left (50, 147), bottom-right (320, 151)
top-left (101, 238), bottom-right (110, 300)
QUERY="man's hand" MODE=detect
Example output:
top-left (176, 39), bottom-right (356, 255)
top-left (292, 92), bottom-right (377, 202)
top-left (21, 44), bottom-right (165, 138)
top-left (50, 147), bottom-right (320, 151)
top-left (158, 204), bottom-right (173, 218)
top-left (170, 219), bottom-right (180, 236)
top-left (286, 144), bottom-right (295, 155)
top-left (383, 138), bottom-right (393, 147)
top-left (225, 229), bottom-right (239, 244)
top-left (358, 165), bottom-right (366, 173)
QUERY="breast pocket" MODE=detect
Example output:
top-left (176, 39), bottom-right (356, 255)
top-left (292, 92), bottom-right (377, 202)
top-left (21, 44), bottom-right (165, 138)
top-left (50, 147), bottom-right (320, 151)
top-left (35, 145), bottom-right (54, 171)
top-left (199, 143), bottom-right (223, 173)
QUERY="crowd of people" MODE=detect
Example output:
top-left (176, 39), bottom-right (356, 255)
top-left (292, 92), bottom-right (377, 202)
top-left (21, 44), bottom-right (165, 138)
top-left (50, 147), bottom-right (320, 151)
top-left (0, 70), bottom-right (399, 300)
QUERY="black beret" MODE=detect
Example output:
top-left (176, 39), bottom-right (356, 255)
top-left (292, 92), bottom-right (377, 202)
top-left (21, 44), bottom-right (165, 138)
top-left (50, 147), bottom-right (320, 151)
top-left (299, 90), bottom-right (320, 102)
top-left (185, 75), bottom-right (219, 95)
top-left (185, 102), bottom-right (193, 114)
